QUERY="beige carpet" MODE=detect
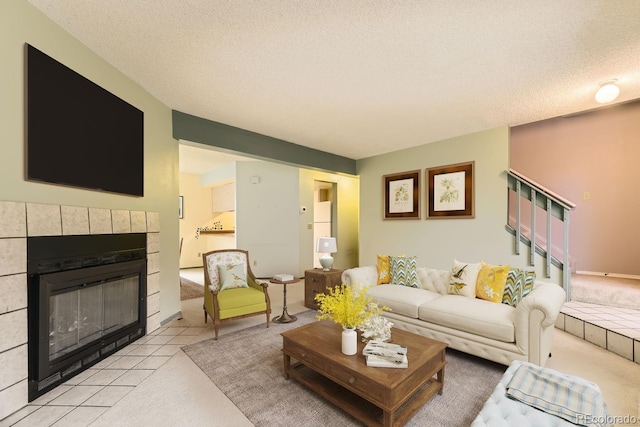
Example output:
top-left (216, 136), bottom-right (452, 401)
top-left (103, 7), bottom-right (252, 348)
top-left (182, 310), bottom-right (506, 427)
top-left (571, 274), bottom-right (640, 310)
top-left (180, 277), bottom-right (204, 300)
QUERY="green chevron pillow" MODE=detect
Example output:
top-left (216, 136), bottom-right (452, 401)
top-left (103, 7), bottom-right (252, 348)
top-left (502, 268), bottom-right (535, 307)
top-left (390, 255), bottom-right (418, 288)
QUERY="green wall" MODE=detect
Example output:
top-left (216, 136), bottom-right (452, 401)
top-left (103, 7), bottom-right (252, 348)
top-left (0, 1), bottom-right (180, 320)
top-left (356, 127), bottom-right (523, 270)
top-left (173, 110), bottom-right (356, 175)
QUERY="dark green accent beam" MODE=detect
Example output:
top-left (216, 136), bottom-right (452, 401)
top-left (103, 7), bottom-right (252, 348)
top-left (172, 110), bottom-right (356, 175)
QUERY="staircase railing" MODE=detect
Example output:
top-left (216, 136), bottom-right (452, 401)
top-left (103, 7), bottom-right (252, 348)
top-left (506, 169), bottom-right (576, 300)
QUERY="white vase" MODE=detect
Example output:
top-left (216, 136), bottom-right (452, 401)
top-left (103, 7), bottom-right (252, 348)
top-left (342, 327), bottom-right (357, 355)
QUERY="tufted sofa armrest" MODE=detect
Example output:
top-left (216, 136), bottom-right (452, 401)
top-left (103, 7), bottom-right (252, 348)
top-left (515, 282), bottom-right (566, 328)
top-left (514, 281), bottom-right (566, 364)
top-left (342, 266), bottom-right (378, 293)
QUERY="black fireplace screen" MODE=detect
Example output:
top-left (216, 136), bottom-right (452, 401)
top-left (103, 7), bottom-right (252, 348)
top-left (49, 273), bottom-right (140, 360)
top-left (28, 233), bottom-right (147, 401)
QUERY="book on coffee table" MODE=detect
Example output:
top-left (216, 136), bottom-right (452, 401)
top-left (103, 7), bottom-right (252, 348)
top-left (363, 341), bottom-right (408, 368)
top-left (366, 353), bottom-right (408, 368)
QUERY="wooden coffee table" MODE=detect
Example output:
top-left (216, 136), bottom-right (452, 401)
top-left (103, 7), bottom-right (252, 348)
top-left (281, 320), bottom-right (447, 427)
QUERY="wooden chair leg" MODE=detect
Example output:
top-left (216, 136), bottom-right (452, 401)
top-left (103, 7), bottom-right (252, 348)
top-left (266, 313), bottom-right (270, 328)
top-left (203, 305), bottom-right (207, 324)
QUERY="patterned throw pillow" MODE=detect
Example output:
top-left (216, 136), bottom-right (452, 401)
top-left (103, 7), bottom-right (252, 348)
top-left (448, 260), bottom-right (481, 298)
top-left (390, 255), bottom-right (418, 288)
top-left (377, 254), bottom-right (390, 284)
top-left (205, 251), bottom-right (248, 291)
top-left (476, 262), bottom-right (510, 303)
top-left (522, 270), bottom-right (535, 298)
top-left (217, 263), bottom-right (249, 291)
top-left (502, 268), bottom-right (536, 307)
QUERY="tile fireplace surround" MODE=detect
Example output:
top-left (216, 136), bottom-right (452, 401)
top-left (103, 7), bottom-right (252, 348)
top-left (0, 201), bottom-right (161, 419)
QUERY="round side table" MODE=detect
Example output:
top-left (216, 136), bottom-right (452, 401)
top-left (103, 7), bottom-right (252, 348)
top-left (270, 278), bottom-right (300, 323)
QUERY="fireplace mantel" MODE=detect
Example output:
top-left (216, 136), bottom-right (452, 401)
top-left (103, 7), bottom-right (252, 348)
top-left (0, 201), bottom-right (161, 419)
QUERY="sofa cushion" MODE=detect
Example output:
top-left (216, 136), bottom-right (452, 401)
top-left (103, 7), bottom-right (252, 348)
top-left (366, 284), bottom-right (441, 319)
top-left (417, 267), bottom-right (450, 295)
top-left (476, 262), bottom-right (510, 303)
top-left (376, 254), bottom-right (390, 284)
top-left (419, 295), bottom-right (515, 342)
top-left (448, 260), bottom-right (481, 298)
top-left (390, 255), bottom-right (419, 288)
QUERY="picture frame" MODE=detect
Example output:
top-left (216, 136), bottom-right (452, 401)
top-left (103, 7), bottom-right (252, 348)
top-left (426, 161), bottom-right (474, 219)
top-left (179, 196), bottom-right (184, 219)
top-left (383, 170), bottom-right (420, 220)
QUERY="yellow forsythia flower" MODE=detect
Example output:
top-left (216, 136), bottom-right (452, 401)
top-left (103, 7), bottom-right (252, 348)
top-left (314, 284), bottom-right (388, 329)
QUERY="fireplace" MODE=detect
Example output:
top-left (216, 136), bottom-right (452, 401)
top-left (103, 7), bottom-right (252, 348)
top-left (27, 233), bottom-right (147, 401)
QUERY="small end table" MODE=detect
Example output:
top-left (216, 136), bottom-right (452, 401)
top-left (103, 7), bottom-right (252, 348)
top-left (270, 278), bottom-right (300, 323)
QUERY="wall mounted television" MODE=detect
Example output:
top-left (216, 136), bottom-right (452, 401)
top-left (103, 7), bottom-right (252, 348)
top-left (26, 44), bottom-right (144, 197)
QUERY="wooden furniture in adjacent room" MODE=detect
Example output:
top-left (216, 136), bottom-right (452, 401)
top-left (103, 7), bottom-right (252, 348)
top-left (304, 268), bottom-right (344, 310)
top-left (281, 320), bottom-right (447, 427)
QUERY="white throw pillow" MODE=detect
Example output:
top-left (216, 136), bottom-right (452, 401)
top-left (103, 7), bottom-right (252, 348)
top-left (448, 259), bottom-right (481, 298)
top-left (217, 263), bottom-right (249, 291)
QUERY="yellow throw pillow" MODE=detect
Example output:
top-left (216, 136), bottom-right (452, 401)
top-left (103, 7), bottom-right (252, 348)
top-left (377, 254), bottom-right (390, 284)
top-left (476, 262), bottom-right (510, 303)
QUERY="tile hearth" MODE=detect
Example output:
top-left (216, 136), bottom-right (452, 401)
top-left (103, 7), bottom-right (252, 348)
top-left (0, 200), bottom-right (161, 420)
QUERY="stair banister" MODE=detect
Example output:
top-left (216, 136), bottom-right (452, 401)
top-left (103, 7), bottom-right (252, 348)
top-left (506, 169), bottom-right (576, 300)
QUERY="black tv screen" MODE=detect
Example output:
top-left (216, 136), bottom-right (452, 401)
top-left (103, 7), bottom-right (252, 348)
top-left (26, 44), bottom-right (144, 197)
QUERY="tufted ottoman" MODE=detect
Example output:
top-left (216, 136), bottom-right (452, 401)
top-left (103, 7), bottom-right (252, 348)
top-left (471, 360), bottom-right (607, 426)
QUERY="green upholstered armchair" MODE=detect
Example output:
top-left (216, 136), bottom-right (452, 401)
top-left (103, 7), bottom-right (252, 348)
top-left (202, 249), bottom-right (271, 340)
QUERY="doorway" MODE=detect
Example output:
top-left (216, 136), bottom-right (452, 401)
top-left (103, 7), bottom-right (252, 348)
top-left (313, 180), bottom-right (337, 268)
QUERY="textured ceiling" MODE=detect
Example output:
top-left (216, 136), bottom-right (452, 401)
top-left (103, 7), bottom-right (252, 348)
top-left (28, 0), bottom-right (640, 162)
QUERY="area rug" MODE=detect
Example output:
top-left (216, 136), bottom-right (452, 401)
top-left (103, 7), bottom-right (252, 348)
top-left (180, 277), bottom-right (204, 300)
top-left (182, 310), bottom-right (506, 426)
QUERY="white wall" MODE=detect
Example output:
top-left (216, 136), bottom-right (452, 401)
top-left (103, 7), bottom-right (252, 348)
top-left (0, 1), bottom-right (180, 320)
top-left (356, 127), bottom-right (528, 272)
top-left (236, 161), bottom-right (301, 276)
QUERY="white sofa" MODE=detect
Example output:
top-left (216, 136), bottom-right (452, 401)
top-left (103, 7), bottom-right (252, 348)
top-left (342, 265), bottom-right (566, 367)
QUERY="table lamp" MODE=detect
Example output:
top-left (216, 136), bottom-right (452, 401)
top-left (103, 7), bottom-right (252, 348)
top-left (316, 237), bottom-right (337, 271)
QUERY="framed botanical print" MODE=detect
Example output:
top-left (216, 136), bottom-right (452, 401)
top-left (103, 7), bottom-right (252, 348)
top-left (383, 170), bottom-right (420, 220)
top-left (426, 161), bottom-right (474, 219)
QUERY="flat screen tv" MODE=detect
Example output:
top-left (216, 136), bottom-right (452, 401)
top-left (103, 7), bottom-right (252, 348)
top-left (26, 44), bottom-right (144, 197)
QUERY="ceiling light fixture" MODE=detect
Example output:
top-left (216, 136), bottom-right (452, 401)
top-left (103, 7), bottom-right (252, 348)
top-left (595, 80), bottom-right (620, 104)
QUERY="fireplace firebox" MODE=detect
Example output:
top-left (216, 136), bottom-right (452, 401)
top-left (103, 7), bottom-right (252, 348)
top-left (27, 233), bottom-right (147, 401)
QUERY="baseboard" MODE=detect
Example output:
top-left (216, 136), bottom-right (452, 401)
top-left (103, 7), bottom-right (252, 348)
top-left (161, 310), bottom-right (184, 325)
top-left (575, 271), bottom-right (640, 280)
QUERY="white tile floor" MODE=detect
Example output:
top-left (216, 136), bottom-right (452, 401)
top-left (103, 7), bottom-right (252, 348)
top-left (1, 324), bottom-right (211, 427)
